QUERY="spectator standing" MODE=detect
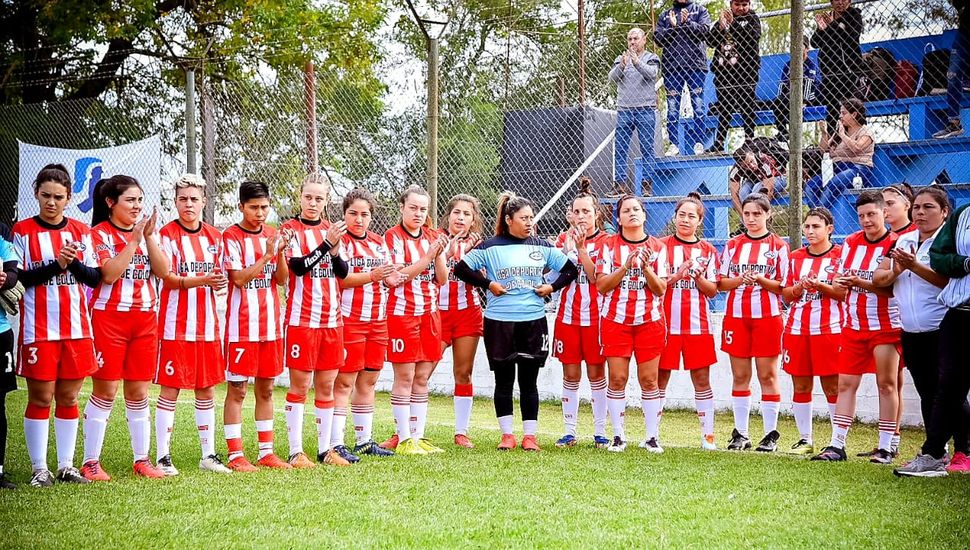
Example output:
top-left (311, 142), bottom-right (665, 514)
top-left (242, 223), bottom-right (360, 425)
top-left (811, 0), bottom-right (864, 135)
top-left (769, 38), bottom-right (822, 143)
top-left (708, 0), bottom-right (763, 154)
top-left (933, 0), bottom-right (968, 139)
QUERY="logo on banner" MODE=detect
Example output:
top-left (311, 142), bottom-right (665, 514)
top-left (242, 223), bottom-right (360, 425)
top-left (74, 157), bottom-right (103, 213)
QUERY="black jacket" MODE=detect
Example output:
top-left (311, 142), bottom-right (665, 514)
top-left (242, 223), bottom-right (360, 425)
top-left (810, 7), bottom-right (864, 88)
top-left (709, 11), bottom-right (762, 84)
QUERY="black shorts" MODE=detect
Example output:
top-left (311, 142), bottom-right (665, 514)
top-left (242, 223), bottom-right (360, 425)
top-left (0, 329), bottom-right (15, 394)
top-left (483, 317), bottom-right (549, 366)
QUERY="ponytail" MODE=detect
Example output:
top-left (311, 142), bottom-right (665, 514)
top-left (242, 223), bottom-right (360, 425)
top-left (91, 175), bottom-right (142, 227)
top-left (573, 177), bottom-right (605, 230)
top-left (494, 191), bottom-right (534, 236)
top-left (674, 191), bottom-right (706, 220)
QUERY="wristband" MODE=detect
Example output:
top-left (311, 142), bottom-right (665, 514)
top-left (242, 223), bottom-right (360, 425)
top-left (964, 257), bottom-right (970, 274)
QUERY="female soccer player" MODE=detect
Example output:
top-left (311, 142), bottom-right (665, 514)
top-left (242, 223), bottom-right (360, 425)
top-left (595, 195), bottom-right (668, 453)
top-left (222, 181), bottom-right (292, 471)
top-left (380, 185), bottom-right (449, 455)
top-left (780, 207), bottom-right (845, 455)
top-left (717, 193), bottom-right (789, 453)
top-left (84, 175), bottom-right (170, 480)
top-left (11, 165), bottom-right (100, 488)
top-left (812, 191), bottom-right (901, 464)
top-left (437, 194), bottom-right (484, 449)
top-left (553, 182), bottom-right (609, 449)
top-left (334, 189), bottom-right (398, 458)
top-left (455, 192), bottom-right (577, 451)
top-left (658, 193), bottom-right (720, 450)
top-left (154, 174), bottom-right (231, 475)
top-left (281, 173), bottom-right (355, 468)
top-left (0, 223), bottom-right (19, 489)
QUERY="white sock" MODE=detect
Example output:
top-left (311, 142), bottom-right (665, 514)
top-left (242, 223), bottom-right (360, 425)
top-left (454, 384), bottom-right (473, 436)
top-left (607, 388), bottom-right (626, 441)
top-left (410, 392), bottom-right (429, 440)
top-left (314, 401), bottom-right (334, 455)
top-left (351, 404), bottom-right (374, 445)
top-left (561, 380), bottom-right (580, 437)
top-left (125, 397), bottom-right (151, 462)
top-left (498, 415), bottom-right (514, 435)
top-left (54, 405), bottom-right (80, 469)
top-left (391, 394), bottom-right (411, 441)
top-left (83, 395), bottom-right (114, 463)
top-left (155, 396), bottom-right (177, 460)
top-left (695, 389), bottom-right (715, 438)
top-left (658, 388), bottom-right (667, 428)
top-left (590, 378), bottom-right (608, 438)
top-left (255, 419), bottom-right (275, 459)
top-left (641, 389), bottom-right (663, 440)
top-left (330, 407), bottom-right (348, 448)
top-left (878, 420), bottom-right (896, 451)
top-left (761, 396), bottom-right (781, 435)
top-left (890, 433), bottom-right (901, 452)
top-left (523, 419), bottom-right (538, 436)
top-left (830, 414), bottom-right (852, 449)
top-left (732, 391), bottom-right (751, 437)
top-left (225, 423), bottom-right (244, 462)
top-left (826, 401), bottom-right (837, 419)
top-left (285, 393), bottom-right (306, 456)
top-left (24, 405), bottom-right (50, 471)
top-left (793, 401), bottom-right (814, 442)
top-left (194, 398), bottom-right (216, 458)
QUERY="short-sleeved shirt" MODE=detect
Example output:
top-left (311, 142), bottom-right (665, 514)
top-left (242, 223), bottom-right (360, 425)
top-left (91, 221), bottom-right (158, 312)
top-left (595, 233), bottom-right (669, 326)
top-left (784, 245), bottom-right (844, 336)
top-left (222, 223), bottom-right (283, 343)
top-left (839, 229), bottom-right (900, 332)
top-left (384, 224), bottom-right (441, 317)
top-left (0, 238), bottom-right (17, 334)
top-left (660, 235), bottom-right (719, 335)
top-left (339, 230), bottom-right (390, 322)
top-left (158, 221), bottom-right (223, 342)
top-left (556, 230), bottom-right (608, 327)
top-left (719, 231), bottom-right (790, 319)
top-left (462, 235), bottom-right (570, 322)
top-left (892, 229), bottom-right (947, 333)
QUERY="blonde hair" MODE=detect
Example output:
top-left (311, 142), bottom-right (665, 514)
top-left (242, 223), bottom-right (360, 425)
top-left (174, 173), bottom-right (206, 192)
top-left (302, 171), bottom-right (331, 191)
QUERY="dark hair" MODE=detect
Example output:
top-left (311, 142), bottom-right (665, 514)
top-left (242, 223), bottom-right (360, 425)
top-left (614, 193), bottom-right (646, 219)
top-left (674, 191), bottom-right (706, 220)
top-left (91, 175), bottom-right (142, 227)
top-left (842, 98), bottom-right (867, 125)
top-left (239, 180), bottom-right (270, 204)
top-left (882, 183), bottom-right (914, 223)
top-left (572, 177), bottom-right (605, 230)
top-left (913, 185), bottom-right (953, 217)
top-left (34, 163), bottom-right (72, 196)
top-left (440, 193), bottom-right (483, 234)
top-left (399, 184), bottom-right (432, 228)
top-left (805, 207), bottom-right (834, 226)
top-left (495, 191), bottom-right (534, 236)
top-left (342, 187), bottom-right (376, 214)
top-left (855, 189), bottom-right (886, 210)
top-left (741, 192), bottom-right (771, 213)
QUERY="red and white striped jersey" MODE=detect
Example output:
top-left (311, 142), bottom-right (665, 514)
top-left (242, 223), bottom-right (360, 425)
top-left (282, 218), bottom-right (342, 329)
top-left (339, 230), bottom-right (389, 322)
top-left (385, 224), bottom-right (440, 317)
top-left (660, 235), bottom-right (720, 335)
top-left (91, 221), bottom-right (158, 312)
top-left (595, 234), bottom-right (669, 326)
top-left (158, 221), bottom-right (223, 342)
top-left (222, 224), bottom-right (283, 343)
top-left (556, 230), bottom-right (608, 326)
top-left (439, 232), bottom-right (482, 312)
top-left (893, 222), bottom-right (917, 237)
top-left (784, 245), bottom-right (843, 335)
top-left (719, 232), bottom-right (789, 319)
top-left (839, 230), bottom-right (900, 332)
top-left (12, 217), bottom-right (97, 344)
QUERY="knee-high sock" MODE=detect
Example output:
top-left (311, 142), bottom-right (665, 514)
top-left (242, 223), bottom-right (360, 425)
top-left (315, 399), bottom-right (334, 455)
top-left (351, 404), bottom-right (374, 445)
top-left (410, 392), bottom-right (429, 440)
top-left (194, 398), bottom-right (216, 458)
top-left (255, 419), bottom-right (275, 459)
top-left (761, 393), bottom-right (781, 435)
top-left (695, 389), bottom-right (715, 438)
top-left (83, 394), bottom-right (114, 463)
top-left (792, 392), bottom-right (814, 442)
top-left (641, 389), bottom-right (663, 440)
top-left (454, 384), bottom-right (474, 436)
top-left (590, 378), bottom-right (608, 438)
top-left (330, 406), bottom-right (348, 448)
top-left (154, 396), bottom-right (177, 461)
top-left (732, 390), bottom-right (751, 437)
top-left (24, 404), bottom-right (50, 471)
top-left (561, 379), bottom-right (580, 437)
top-left (390, 393), bottom-right (411, 441)
top-left (607, 388), bottom-right (627, 441)
top-left (54, 404), bottom-right (80, 470)
top-left (830, 414), bottom-right (853, 449)
top-left (225, 423), bottom-right (244, 462)
top-left (125, 397), bottom-right (151, 462)
top-left (284, 392), bottom-right (306, 456)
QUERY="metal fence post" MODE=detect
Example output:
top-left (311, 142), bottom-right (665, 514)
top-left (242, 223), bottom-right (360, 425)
top-left (186, 68), bottom-right (197, 174)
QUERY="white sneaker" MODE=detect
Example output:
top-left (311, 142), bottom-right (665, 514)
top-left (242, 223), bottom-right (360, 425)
top-left (199, 454), bottom-right (232, 474)
top-left (157, 455), bottom-right (179, 476)
top-left (701, 434), bottom-right (717, 451)
top-left (607, 436), bottom-right (627, 453)
top-left (665, 144), bottom-right (680, 157)
top-left (639, 437), bottom-right (665, 454)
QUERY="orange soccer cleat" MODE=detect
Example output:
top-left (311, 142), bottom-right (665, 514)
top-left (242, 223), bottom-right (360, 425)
top-left (380, 434), bottom-right (399, 450)
top-left (80, 460), bottom-right (112, 482)
top-left (132, 459), bottom-right (167, 479)
top-left (521, 435), bottom-right (541, 452)
top-left (287, 452), bottom-right (317, 469)
top-left (256, 453), bottom-right (293, 470)
top-left (454, 434), bottom-right (475, 449)
top-left (497, 434), bottom-right (517, 451)
top-left (227, 456), bottom-right (259, 473)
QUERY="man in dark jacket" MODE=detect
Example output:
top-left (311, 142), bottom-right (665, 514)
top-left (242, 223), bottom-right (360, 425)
top-left (654, 0), bottom-right (711, 155)
top-left (933, 0), bottom-right (969, 138)
top-left (810, 0), bottom-right (864, 135)
top-left (769, 37), bottom-right (823, 143)
top-left (708, 0), bottom-right (763, 153)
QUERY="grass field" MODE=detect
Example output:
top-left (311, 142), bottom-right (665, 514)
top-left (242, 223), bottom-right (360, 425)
top-left (1, 383), bottom-right (968, 549)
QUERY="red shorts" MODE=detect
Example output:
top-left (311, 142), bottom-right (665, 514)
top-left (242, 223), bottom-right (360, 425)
top-left (285, 326), bottom-right (345, 372)
top-left (226, 340), bottom-right (283, 380)
top-left (343, 318), bottom-right (388, 373)
top-left (720, 315), bottom-right (783, 359)
top-left (92, 309), bottom-right (158, 381)
top-left (553, 320), bottom-right (605, 365)
top-left (440, 307), bottom-right (484, 347)
top-left (838, 328), bottom-right (902, 376)
top-left (782, 332), bottom-right (841, 378)
top-left (387, 312), bottom-right (443, 364)
top-left (156, 340), bottom-right (225, 389)
top-left (17, 339), bottom-right (98, 381)
top-left (659, 333), bottom-right (717, 371)
top-left (600, 318), bottom-right (666, 362)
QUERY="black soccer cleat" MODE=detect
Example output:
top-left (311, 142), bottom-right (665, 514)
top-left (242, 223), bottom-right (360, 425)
top-left (0, 472), bottom-right (15, 490)
top-left (354, 440), bottom-right (395, 457)
top-left (56, 466), bottom-right (91, 484)
top-left (755, 430), bottom-right (781, 453)
top-left (811, 446), bottom-right (848, 462)
top-left (332, 445), bottom-right (361, 464)
top-left (727, 428), bottom-right (752, 451)
top-left (869, 448), bottom-right (894, 465)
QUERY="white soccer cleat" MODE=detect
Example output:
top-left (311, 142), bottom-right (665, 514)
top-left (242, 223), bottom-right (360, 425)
top-left (701, 434), bottom-right (717, 451)
top-left (157, 455), bottom-right (180, 476)
top-left (607, 436), bottom-right (627, 453)
top-left (199, 454), bottom-right (232, 474)
top-left (639, 437), bottom-right (665, 454)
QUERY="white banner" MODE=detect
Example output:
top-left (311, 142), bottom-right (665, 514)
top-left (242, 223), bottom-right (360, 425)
top-left (17, 136), bottom-right (162, 223)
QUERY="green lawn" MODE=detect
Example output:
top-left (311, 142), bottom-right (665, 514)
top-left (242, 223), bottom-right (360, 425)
top-left (1, 384), bottom-right (967, 549)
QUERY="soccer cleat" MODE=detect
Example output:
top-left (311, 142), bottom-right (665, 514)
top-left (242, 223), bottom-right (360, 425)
top-left (555, 434), bottom-right (577, 448)
top-left (869, 448), bottom-right (894, 465)
top-left (287, 452), bottom-right (317, 469)
top-left (521, 435), bottom-right (541, 452)
top-left (894, 454), bottom-right (949, 478)
top-left (727, 428), bottom-right (752, 451)
top-left (787, 439), bottom-right (815, 456)
top-left (755, 430), bottom-right (781, 453)
top-left (857, 446), bottom-right (898, 459)
top-left (497, 434), bottom-right (517, 451)
top-left (29, 469), bottom-right (55, 488)
top-left (395, 438), bottom-right (429, 455)
top-left (332, 445), bottom-right (362, 463)
top-left (227, 456), bottom-right (259, 472)
top-left (0, 473), bottom-right (15, 490)
top-left (639, 438), bottom-right (664, 454)
top-left (133, 459), bottom-right (166, 479)
top-left (933, 120), bottom-right (964, 139)
top-left (199, 455), bottom-right (233, 474)
top-left (256, 453), bottom-right (293, 469)
top-left (379, 434), bottom-right (399, 450)
top-left (80, 460), bottom-right (111, 481)
top-left (701, 434), bottom-right (717, 451)
top-left (811, 446), bottom-right (847, 462)
top-left (947, 451), bottom-right (970, 474)
top-left (453, 434), bottom-right (475, 449)
top-left (157, 455), bottom-right (180, 476)
top-left (594, 435), bottom-right (611, 449)
top-left (607, 436), bottom-right (627, 453)
top-left (55, 466), bottom-right (91, 484)
top-left (354, 440), bottom-right (395, 457)
top-left (319, 449), bottom-right (351, 466)
top-left (417, 438), bottom-right (445, 454)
